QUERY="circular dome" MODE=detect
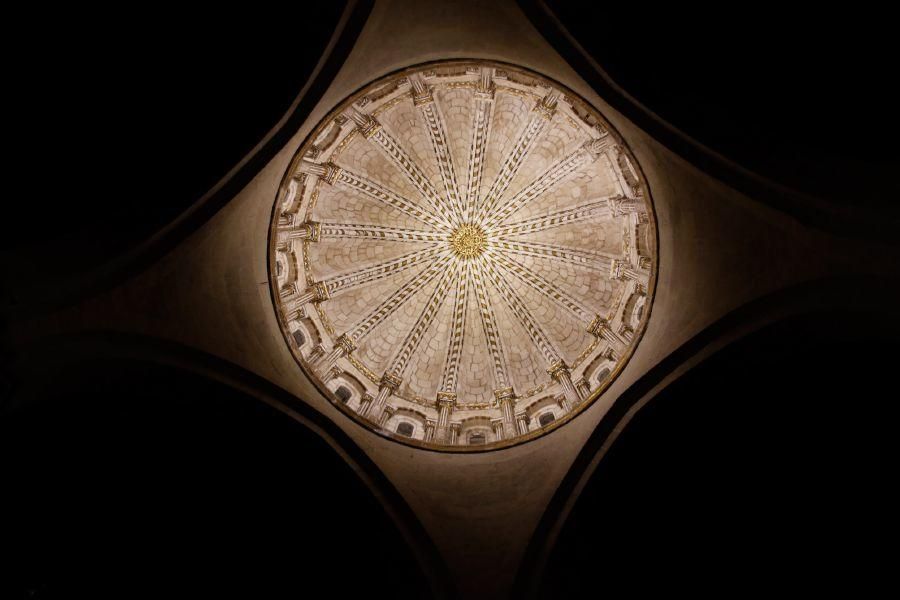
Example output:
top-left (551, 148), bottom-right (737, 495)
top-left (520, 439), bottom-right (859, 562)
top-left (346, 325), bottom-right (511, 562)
top-left (270, 60), bottom-right (656, 450)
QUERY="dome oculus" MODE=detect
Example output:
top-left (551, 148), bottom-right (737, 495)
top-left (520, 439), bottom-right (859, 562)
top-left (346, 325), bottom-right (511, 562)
top-left (271, 61), bottom-right (656, 450)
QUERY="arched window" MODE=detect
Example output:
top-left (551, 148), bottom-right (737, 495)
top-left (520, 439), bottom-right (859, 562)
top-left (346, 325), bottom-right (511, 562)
top-left (335, 386), bottom-right (351, 403)
top-left (292, 330), bottom-right (306, 347)
top-left (595, 367), bottom-right (611, 385)
top-left (396, 422), bottom-right (414, 437)
top-left (276, 261), bottom-right (283, 276)
top-left (539, 412), bottom-right (555, 427)
top-left (468, 432), bottom-right (486, 445)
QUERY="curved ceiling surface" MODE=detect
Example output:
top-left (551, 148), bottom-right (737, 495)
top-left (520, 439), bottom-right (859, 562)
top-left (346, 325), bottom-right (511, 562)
top-left (270, 60), bottom-right (657, 450)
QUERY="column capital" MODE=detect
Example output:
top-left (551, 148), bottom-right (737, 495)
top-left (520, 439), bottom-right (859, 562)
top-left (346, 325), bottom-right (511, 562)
top-left (547, 359), bottom-right (570, 381)
top-left (278, 281), bottom-right (296, 299)
top-left (474, 67), bottom-right (495, 100)
top-left (285, 303), bottom-right (307, 321)
top-left (346, 106), bottom-right (382, 138)
top-left (436, 391), bottom-right (458, 407)
top-left (533, 89), bottom-right (560, 120)
top-left (306, 221), bottom-right (321, 242)
top-left (582, 135), bottom-right (611, 160)
top-left (424, 419), bottom-right (437, 442)
top-left (408, 73), bottom-right (434, 106)
top-left (322, 163), bottom-right (342, 186)
top-left (380, 371), bottom-right (403, 392)
top-left (380, 405), bottom-right (395, 426)
top-left (514, 411), bottom-right (530, 436)
top-left (587, 314), bottom-right (609, 337)
top-left (608, 194), bottom-right (641, 216)
top-left (311, 281), bottom-right (330, 303)
top-left (493, 386), bottom-right (515, 403)
top-left (334, 333), bottom-right (357, 355)
top-left (296, 160), bottom-right (342, 185)
top-left (304, 144), bottom-right (322, 160)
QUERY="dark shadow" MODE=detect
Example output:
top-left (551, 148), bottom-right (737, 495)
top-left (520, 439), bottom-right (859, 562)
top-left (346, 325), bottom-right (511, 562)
top-left (4, 5), bottom-right (342, 273)
top-left (3, 3), bottom-right (375, 312)
top-left (538, 311), bottom-right (899, 596)
top-left (1, 358), bottom-right (434, 599)
top-left (543, 1), bottom-right (899, 208)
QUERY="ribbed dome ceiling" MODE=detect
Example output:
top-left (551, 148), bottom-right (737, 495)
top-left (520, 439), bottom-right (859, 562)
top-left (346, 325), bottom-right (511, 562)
top-left (271, 60), bottom-right (656, 450)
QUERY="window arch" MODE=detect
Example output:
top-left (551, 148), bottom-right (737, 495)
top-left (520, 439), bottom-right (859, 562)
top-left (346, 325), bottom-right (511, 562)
top-left (292, 329), bottom-right (306, 347)
top-left (595, 367), bottom-right (611, 385)
top-left (335, 386), bottom-right (351, 403)
top-left (468, 432), bottom-right (486, 445)
top-left (396, 422), bottom-right (414, 437)
top-left (539, 412), bottom-right (555, 427)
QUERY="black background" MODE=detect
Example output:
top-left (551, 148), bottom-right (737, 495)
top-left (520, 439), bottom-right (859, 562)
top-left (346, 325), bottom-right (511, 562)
top-left (3, 2), bottom-right (898, 597)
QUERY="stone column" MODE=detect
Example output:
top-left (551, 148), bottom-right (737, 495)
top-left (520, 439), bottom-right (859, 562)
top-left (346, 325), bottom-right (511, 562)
top-left (379, 405), bottom-right (395, 428)
top-left (282, 297), bottom-right (307, 322)
top-left (408, 73), bottom-right (433, 106)
top-left (555, 394), bottom-right (571, 413)
top-left (313, 333), bottom-right (356, 377)
top-left (296, 159), bottom-right (341, 185)
top-left (494, 387), bottom-right (518, 439)
top-left (345, 106), bottom-right (382, 138)
top-left (588, 315), bottom-right (627, 348)
top-left (324, 366), bottom-right (343, 384)
top-left (449, 422), bottom-right (461, 445)
top-left (476, 67), bottom-right (494, 99)
top-left (277, 220), bottom-right (321, 242)
top-left (491, 419), bottom-right (505, 442)
top-left (582, 135), bottom-right (612, 161)
top-left (279, 281), bottom-right (299, 300)
top-left (307, 343), bottom-right (326, 365)
top-left (424, 420), bottom-right (436, 443)
top-left (607, 194), bottom-right (642, 216)
top-left (610, 259), bottom-right (648, 283)
top-left (515, 412), bottom-right (529, 435)
top-left (283, 281), bottom-right (329, 316)
top-left (435, 392), bottom-right (457, 444)
top-left (606, 145), bottom-right (642, 199)
top-left (533, 88), bottom-right (560, 119)
top-left (357, 392), bottom-right (374, 417)
top-left (548, 359), bottom-right (581, 407)
top-left (366, 372), bottom-right (402, 424)
top-left (574, 376), bottom-right (590, 400)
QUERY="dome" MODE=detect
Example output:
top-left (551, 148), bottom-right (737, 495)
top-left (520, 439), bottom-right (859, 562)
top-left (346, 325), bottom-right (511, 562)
top-left (270, 60), bottom-right (656, 450)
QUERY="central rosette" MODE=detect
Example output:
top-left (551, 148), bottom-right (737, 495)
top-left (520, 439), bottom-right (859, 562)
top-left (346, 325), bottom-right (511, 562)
top-left (449, 224), bottom-right (487, 259)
